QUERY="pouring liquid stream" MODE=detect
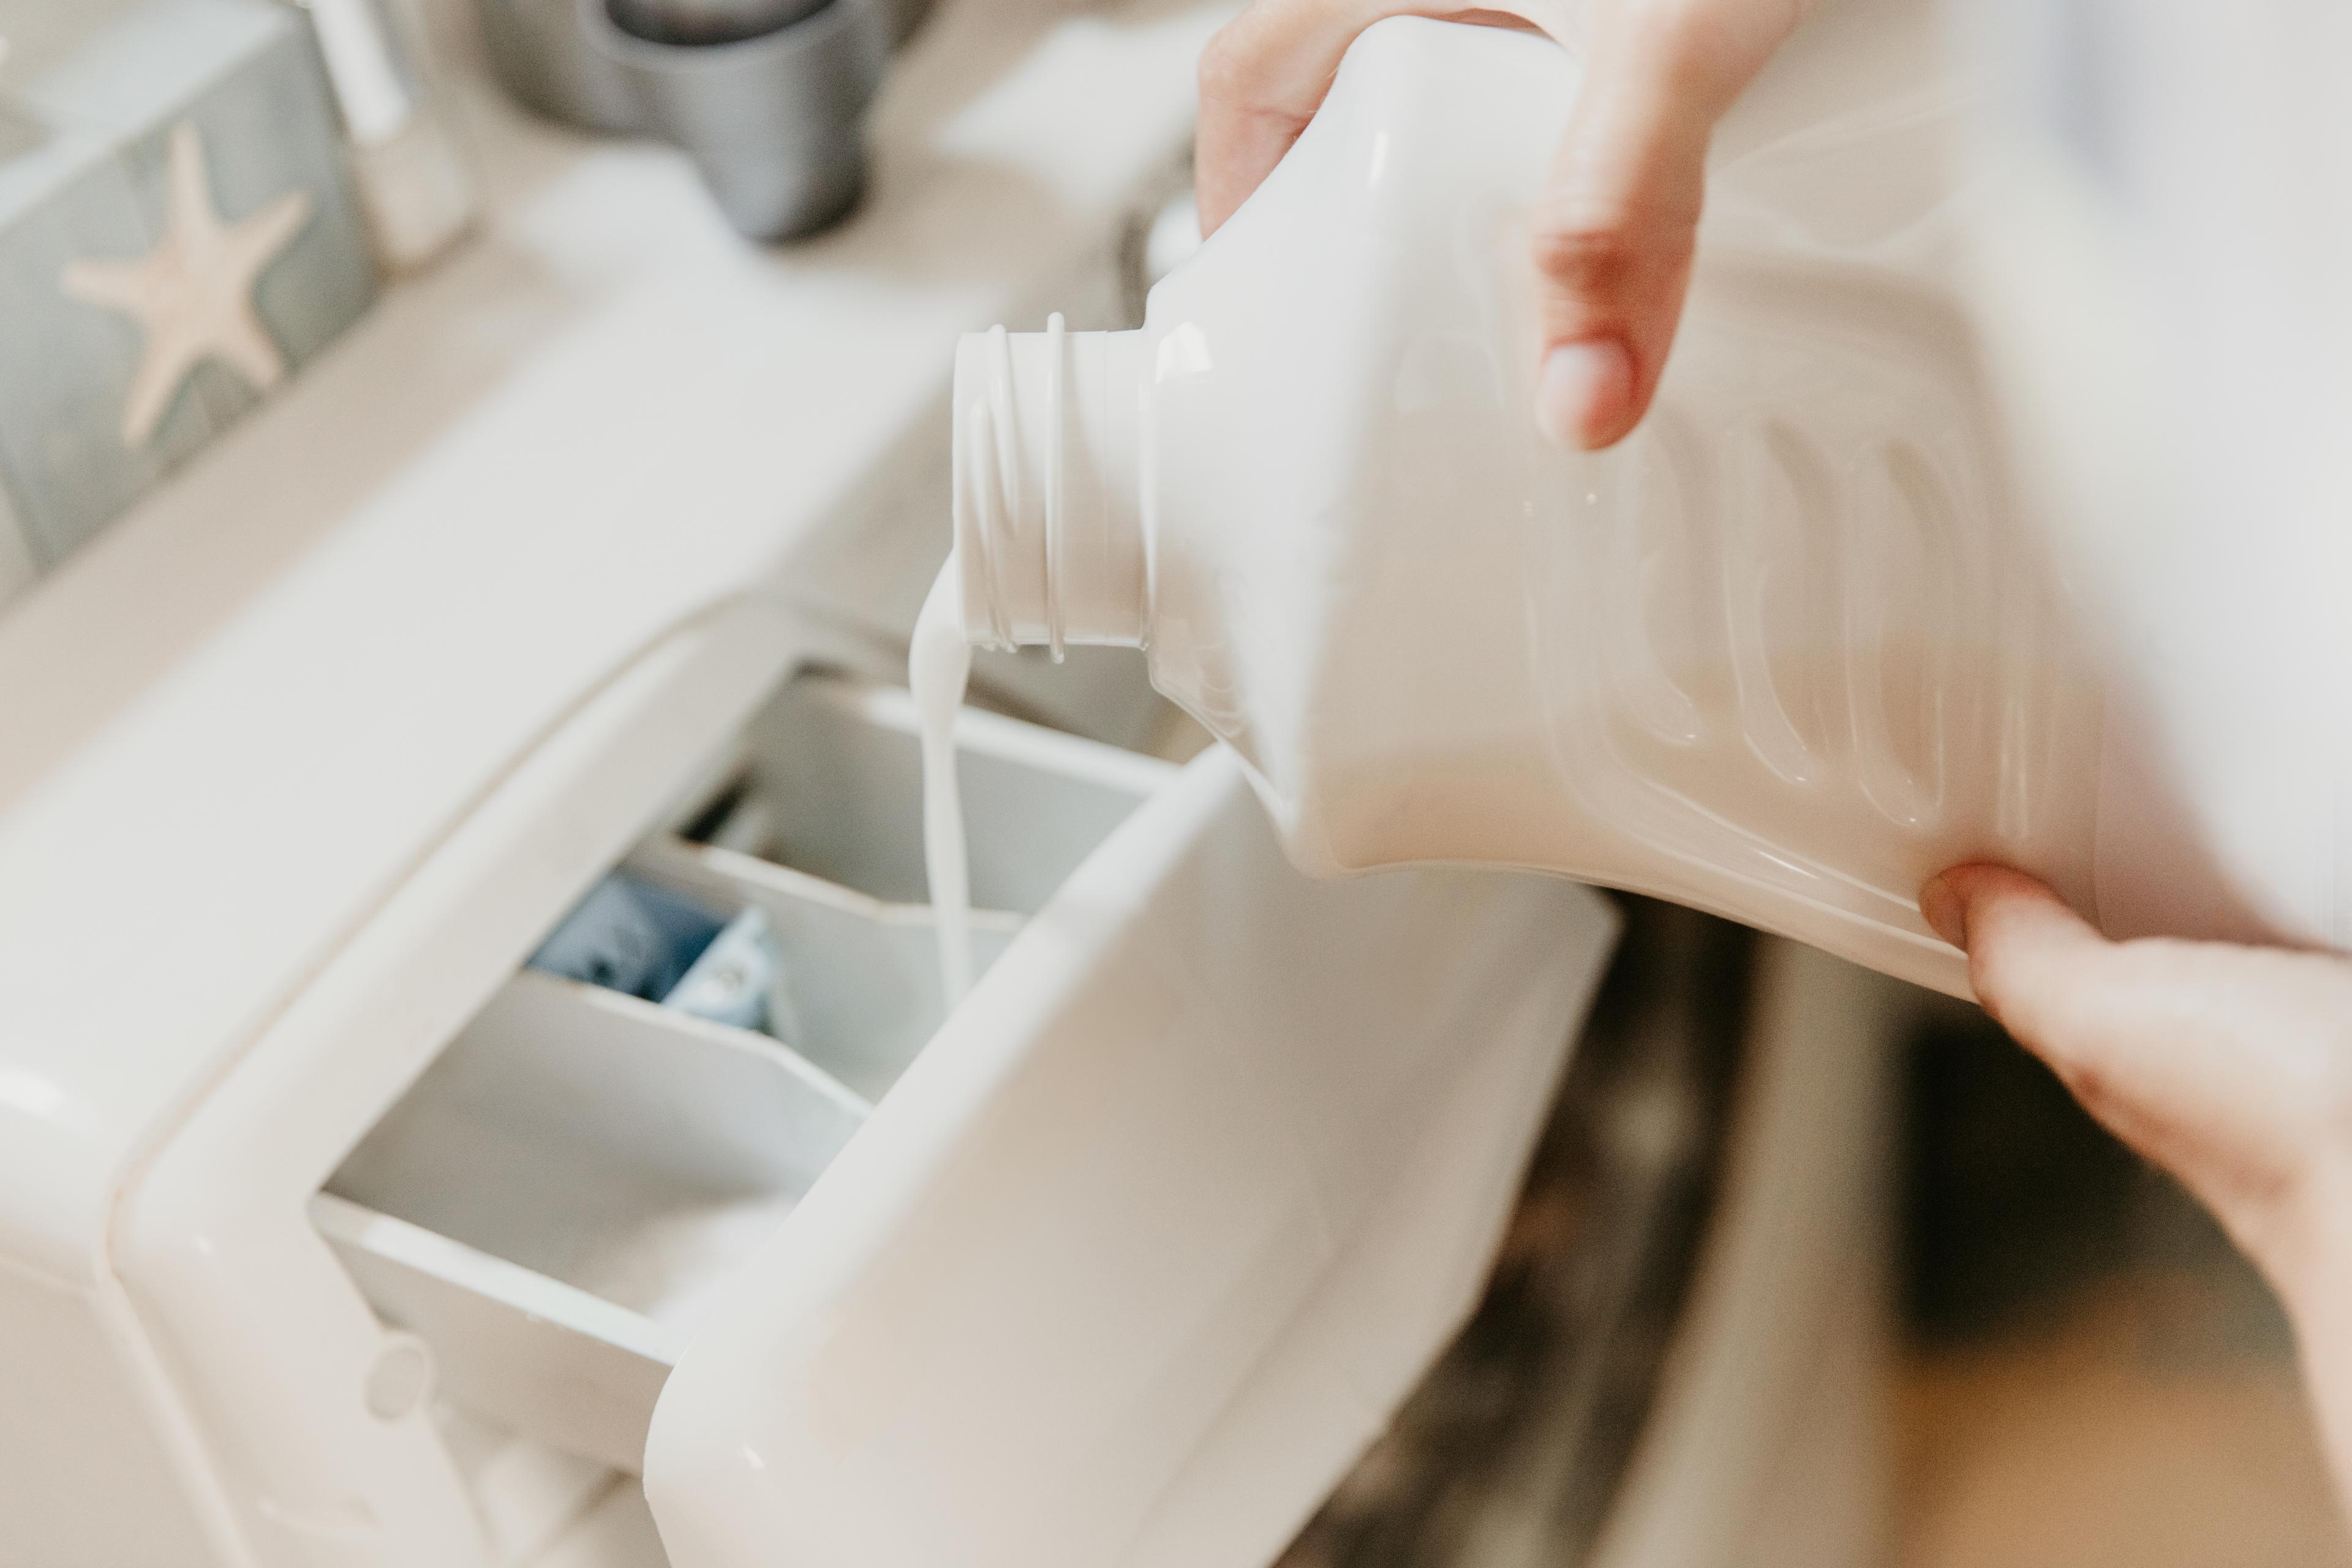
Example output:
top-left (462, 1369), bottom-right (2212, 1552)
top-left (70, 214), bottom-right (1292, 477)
top-left (912, 556), bottom-right (975, 1005)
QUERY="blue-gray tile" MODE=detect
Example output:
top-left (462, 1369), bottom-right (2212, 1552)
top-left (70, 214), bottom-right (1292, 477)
top-left (0, 0), bottom-right (376, 569)
top-left (0, 105), bottom-right (217, 567)
top-left (0, 459), bottom-right (39, 608)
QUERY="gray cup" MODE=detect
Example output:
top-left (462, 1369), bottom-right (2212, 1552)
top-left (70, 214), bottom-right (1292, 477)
top-left (475, 0), bottom-right (639, 132)
top-left (477, 0), bottom-right (917, 241)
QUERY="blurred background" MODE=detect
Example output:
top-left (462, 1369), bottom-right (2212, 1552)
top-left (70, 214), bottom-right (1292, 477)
top-left (1286, 898), bottom-right (2348, 1568)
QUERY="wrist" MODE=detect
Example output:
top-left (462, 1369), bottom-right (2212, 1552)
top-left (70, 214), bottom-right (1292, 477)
top-left (2270, 1149), bottom-right (2352, 1509)
top-left (2262, 1144), bottom-right (2352, 1330)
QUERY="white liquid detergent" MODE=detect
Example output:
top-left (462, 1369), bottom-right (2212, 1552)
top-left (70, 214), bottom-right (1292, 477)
top-left (912, 556), bottom-right (975, 1004)
top-left (938, 18), bottom-right (2351, 998)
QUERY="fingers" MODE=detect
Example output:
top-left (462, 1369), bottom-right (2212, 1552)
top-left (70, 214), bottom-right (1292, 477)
top-left (1194, 0), bottom-right (1803, 446)
top-left (1532, 0), bottom-right (1808, 448)
top-left (1920, 864), bottom-right (2219, 1177)
top-left (1195, 1), bottom-right (1573, 236)
top-left (1193, 0), bottom-right (1335, 239)
top-left (1921, 863), bottom-right (2352, 1278)
top-left (1920, 863), bottom-right (2122, 1065)
top-left (1922, 864), bottom-right (2237, 1158)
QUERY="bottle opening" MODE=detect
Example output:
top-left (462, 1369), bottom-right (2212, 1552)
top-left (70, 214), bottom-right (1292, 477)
top-left (952, 317), bottom-right (1150, 654)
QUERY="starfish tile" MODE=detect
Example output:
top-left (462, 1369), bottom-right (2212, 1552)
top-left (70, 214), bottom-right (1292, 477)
top-left (60, 121), bottom-right (312, 447)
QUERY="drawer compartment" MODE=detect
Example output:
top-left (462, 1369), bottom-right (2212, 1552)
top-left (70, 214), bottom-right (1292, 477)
top-left (319, 971), bottom-right (867, 1472)
top-left (625, 836), bottom-right (1020, 1102)
top-left (696, 674), bottom-right (1172, 914)
top-left (319, 669), bottom-right (1173, 1470)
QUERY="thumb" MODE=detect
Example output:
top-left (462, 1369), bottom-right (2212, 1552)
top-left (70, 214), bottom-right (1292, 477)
top-left (1532, 0), bottom-right (1806, 448)
top-left (1921, 863), bottom-right (2352, 1286)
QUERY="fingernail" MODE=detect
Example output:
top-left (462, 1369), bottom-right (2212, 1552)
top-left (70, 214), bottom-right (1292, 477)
top-left (1920, 873), bottom-right (1967, 949)
top-left (1537, 339), bottom-right (1633, 448)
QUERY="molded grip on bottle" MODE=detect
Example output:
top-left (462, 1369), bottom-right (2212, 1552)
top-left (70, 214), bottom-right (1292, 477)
top-left (952, 320), bottom-right (1152, 653)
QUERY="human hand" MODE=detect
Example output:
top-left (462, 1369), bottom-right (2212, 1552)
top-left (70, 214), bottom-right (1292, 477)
top-left (1921, 864), bottom-right (2352, 1499)
top-left (1194, 0), bottom-right (1809, 450)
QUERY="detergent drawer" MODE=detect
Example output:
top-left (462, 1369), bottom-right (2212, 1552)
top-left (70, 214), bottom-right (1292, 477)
top-left (304, 646), bottom-right (1618, 1568)
top-left (635, 747), bottom-right (1621, 1568)
top-left (317, 672), bottom-right (1172, 1473)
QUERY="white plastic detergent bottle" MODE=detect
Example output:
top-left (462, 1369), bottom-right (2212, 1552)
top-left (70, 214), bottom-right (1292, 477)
top-left (944, 16), bottom-right (2348, 997)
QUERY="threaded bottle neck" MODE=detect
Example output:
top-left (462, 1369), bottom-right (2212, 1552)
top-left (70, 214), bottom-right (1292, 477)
top-left (951, 318), bottom-right (1150, 655)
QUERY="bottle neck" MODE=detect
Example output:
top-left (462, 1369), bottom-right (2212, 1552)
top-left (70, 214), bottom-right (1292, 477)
top-left (952, 318), bottom-right (1150, 655)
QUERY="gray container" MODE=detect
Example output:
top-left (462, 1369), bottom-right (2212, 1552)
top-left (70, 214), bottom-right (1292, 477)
top-left (474, 0), bottom-right (635, 130)
top-left (476, 0), bottom-right (919, 241)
